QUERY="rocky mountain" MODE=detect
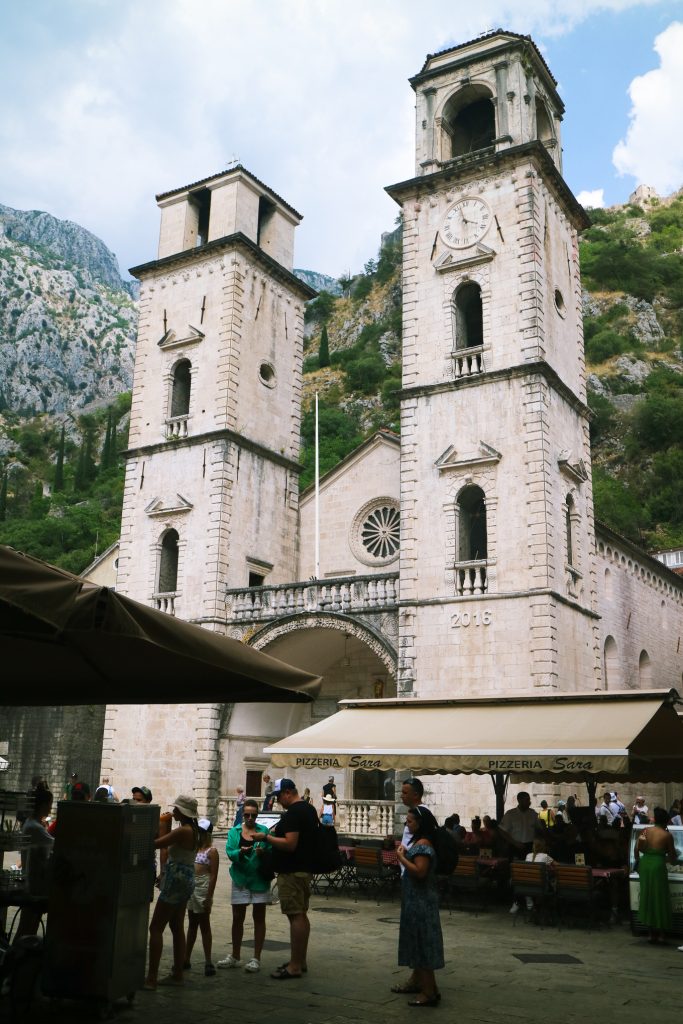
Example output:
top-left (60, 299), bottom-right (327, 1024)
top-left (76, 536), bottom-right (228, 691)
top-left (0, 204), bottom-right (130, 294)
top-left (294, 268), bottom-right (341, 295)
top-left (0, 211), bottom-right (137, 417)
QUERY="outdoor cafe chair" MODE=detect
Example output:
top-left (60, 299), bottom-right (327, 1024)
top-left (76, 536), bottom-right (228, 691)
top-left (352, 847), bottom-right (398, 902)
top-left (510, 861), bottom-right (553, 926)
top-left (554, 865), bottom-right (600, 930)
top-left (442, 856), bottom-right (487, 914)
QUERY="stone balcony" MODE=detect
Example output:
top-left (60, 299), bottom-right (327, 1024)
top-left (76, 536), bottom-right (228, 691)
top-left (225, 573), bottom-right (399, 624)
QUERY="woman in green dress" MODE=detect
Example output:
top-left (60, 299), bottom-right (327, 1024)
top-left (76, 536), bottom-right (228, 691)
top-left (635, 806), bottom-right (678, 944)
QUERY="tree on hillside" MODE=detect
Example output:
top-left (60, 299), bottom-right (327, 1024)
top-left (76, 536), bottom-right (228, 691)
top-left (318, 325), bottom-right (330, 368)
top-left (54, 425), bottom-right (65, 491)
top-left (0, 470), bottom-right (7, 522)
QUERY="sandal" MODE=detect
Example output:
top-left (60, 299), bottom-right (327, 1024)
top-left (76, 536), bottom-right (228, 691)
top-left (391, 984), bottom-right (421, 994)
top-left (276, 962), bottom-right (307, 973)
top-left (270, 966), bottom-right (303, 980)
top-left (408, 995), bottom-right (440, 1007)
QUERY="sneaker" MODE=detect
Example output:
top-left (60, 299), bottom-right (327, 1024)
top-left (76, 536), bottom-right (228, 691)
top-left (204, 963), bottom-right (216, 977)
top-left (509, 902), bottom-right (520, 914)
top-left (217, 955), bottom-right (243, 969)
top-left (244, 958), bottom-right (260, 973)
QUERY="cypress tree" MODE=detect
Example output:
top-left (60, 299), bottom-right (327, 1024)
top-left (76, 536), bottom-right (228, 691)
top-left (100, 413), bottom-right (111, 471)
top-left (54, 425), bottom-right (65, 491)
top-left (318, 324), bottom-right (330, 368)
top-left (74, 444), bottom-right (86, 492)
top-left (0, 470), bottom-right (7, 522)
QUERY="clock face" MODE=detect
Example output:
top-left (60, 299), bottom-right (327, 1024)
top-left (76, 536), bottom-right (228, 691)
top-left (441, 198), bottom-right (491, 249)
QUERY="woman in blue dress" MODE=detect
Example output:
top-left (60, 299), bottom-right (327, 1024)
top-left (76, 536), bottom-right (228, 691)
top-left (394, 806), bottom-right (444, 1007)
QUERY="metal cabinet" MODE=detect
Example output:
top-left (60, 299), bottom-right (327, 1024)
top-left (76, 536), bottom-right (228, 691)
top-left (43, 801), bottom-right (159, 1006)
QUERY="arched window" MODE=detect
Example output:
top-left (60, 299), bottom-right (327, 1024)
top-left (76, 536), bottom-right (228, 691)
top-left (158, 529), bottom-right (179, 594)
top-left (565, 494), bottom-right (575, 567)
top-left (441, 88), bottom-right (496, 160)
top-left (535, 98), bottom-right (554, 149)
top-left (604, 636), bottom-right (618, 690)
top-left (457, 485), bottom-right (487, 562)
top-left (452, 282), bottom-right (483, 350)
top-left (638, 650), bottom-right (652, 688)
top-left (170, 360), bottom-right (191, 418)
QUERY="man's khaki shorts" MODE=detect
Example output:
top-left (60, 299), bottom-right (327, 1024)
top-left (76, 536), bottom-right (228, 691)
top-left (277, 872), bottom-right (312, 914)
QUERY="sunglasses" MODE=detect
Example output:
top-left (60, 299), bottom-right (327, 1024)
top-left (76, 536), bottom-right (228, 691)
top-left (243, 812), bottom-right (258, 818)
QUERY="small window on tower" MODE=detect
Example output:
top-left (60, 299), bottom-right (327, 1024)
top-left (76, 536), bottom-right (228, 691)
top-left (248, 571), bottom-right (265, 588)
top-left (257, 196), bottom-right (276, 247)
top-left (193, 188), bottom-right (211, 247)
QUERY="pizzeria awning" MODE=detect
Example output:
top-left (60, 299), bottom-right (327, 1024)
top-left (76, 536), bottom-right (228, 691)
top-left (264, 689), bottom-right (683, 783)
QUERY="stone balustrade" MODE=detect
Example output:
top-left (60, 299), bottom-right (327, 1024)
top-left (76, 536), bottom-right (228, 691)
top-left (225, 573), bottom-right (399, 623)
top-left (453, 561), bottom-right (488, 596)
top-left (452, 345), bottom-right (485, 378)
top-left (213, 797), bottom-right (396, 839)
top-left (153, 593), bottom-right (177, 614)
top-left (165, 415), bottom-right (189, 439)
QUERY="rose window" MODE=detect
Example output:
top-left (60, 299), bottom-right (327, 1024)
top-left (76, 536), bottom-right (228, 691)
top-left (350, 498), bottom-right (400, 566)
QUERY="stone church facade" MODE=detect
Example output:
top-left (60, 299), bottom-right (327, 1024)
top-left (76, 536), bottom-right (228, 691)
top-left (103, 31), bottom-right (682, 823)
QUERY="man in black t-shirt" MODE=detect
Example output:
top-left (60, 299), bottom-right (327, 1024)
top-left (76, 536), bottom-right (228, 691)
top-left (264, 778), bottom-right (319, 979)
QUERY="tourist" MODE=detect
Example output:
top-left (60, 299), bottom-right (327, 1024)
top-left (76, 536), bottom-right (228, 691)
top-left (444, 814), bottom-right (466, 841)
top-left (499, 791), bottom-right (538, 859)
top-left (538, 800), bottom-right (555, 828)
top-left (99, 776), bottom-right (119, 801)
top-left (634, 806), bottom-right (678, 944)
top-left (132, 785), bottom-right (153, 804)
top-left (322, 776), bottom-right (337, 800)
top-left (220, 798), bottom-right (272, 973)
top-left (393, 806), bottom-right (444, 1007)
top-left (63, 771), bottom-right (78, 800)
top-left (262, 774), bottom-right (274, 812)
top-left (320, 794), bottom-right (336, 826)
top-left (70, 781), bottom-right (91, 802)
top-left (263, 779), bottom-right (318, 979)
top-left (234, 786), bottom-right (245, 826)
top-left (523, 836), bottom-right (555, 911)
top-left (94, 786), bottom-right (111, 802)
top-left (185, 818), bottom-right (219, 976)
top-left (144, 794), bottom-right (200, 990)
top-left (400, 779), bottom-right (428, 859)
top-left (595, 791), bottom-right (616, 825)
top-left (15, 788), bottom-right (54, 940)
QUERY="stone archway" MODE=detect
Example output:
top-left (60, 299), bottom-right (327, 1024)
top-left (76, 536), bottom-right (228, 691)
top-left (217, 613), bottom-right (397, 808)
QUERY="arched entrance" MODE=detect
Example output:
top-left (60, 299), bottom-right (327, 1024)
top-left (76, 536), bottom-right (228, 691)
top-left (218, 614), bottom-right (397, 808)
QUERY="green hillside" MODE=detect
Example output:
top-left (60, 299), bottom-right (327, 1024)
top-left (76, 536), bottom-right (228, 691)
top-left (1, 194), bottom-right (682, 572)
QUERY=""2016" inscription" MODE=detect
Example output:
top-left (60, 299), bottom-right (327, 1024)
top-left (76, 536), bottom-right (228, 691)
top-left (452, 610), bottom-right (492, 627)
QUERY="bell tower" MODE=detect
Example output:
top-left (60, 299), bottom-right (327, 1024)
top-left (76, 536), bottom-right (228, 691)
top-left (106, 166), bottom-right (314, 811)
top-left (387, 31), bottom-right (602, 697)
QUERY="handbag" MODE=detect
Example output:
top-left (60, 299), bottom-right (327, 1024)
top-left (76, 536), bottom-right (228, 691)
top-left (257, 844), bottom-right (276, 882)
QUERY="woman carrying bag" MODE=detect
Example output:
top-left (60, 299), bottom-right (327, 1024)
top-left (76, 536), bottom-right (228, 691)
top-left (219, 798), bottom-right (273, 973)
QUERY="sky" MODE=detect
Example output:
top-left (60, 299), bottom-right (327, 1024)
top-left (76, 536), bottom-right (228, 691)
top-left (1, 0), bottom-right (682, 281)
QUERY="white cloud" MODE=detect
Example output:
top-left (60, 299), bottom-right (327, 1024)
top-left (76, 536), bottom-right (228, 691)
top-left (0, 1), bottom-right (669, 277)
top-left (576, 188), bottom-right (605, 208)
top-left (613, 21), bottom-right (683, 194)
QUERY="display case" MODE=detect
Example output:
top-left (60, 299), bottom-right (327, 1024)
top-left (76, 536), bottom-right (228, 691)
top-left (42, 801), bottom-right (159, 1008)
top-left (628, 824), bottom-right (683, 937)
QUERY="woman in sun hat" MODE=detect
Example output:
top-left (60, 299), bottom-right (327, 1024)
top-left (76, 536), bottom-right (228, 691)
top-left (144, 794), bottom-right (200, 990)
top-left (320, 794), bottom-right (336, 826)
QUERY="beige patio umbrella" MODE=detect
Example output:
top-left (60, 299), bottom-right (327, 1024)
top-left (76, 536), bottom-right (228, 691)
top-left (0, 546), bottom-right (321, 703)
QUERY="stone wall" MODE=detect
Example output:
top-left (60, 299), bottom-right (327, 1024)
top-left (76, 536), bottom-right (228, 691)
top-left (0, 705), bottom-right (105, 797)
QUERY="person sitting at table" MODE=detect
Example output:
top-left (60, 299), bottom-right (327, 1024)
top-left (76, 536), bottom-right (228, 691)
top-left (521, 837), bottom-right (555, 911)
top-left (462, 816), bottom-right (483, 852)
top-left (444, 814), bottom-right (466, 842)
top-left (481, 816), bottom-right (506, 857)
top-left (15, 788), bottom-right (54, 941)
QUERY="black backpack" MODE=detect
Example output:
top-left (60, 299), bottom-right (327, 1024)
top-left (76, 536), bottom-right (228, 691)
top-left (313, 823), bottom-right (342, 873)
top-left (431, 826), bottom-right (459, 875)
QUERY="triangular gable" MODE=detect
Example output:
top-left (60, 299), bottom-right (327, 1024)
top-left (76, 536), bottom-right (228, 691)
top-left (558, 451), bottom-right (588, 484)
top-left (434, 243), bottom-right (496, 274)
top-left (435, 441), bottom-right (502, 472)
top-left (145, 494), bottom-right (194, 516)
top-left (158, 324), bottom-right (205, 349)
top-left (300, 430), bottom-right (400, 506)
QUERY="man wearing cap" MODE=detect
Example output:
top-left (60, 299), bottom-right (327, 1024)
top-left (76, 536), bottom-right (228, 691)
top-left (132, 786), bottom-right (153, 804)
top-left (322, 776), bottom-right (336, 799)
top-left (263, 779), bottom-right (318, 979)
